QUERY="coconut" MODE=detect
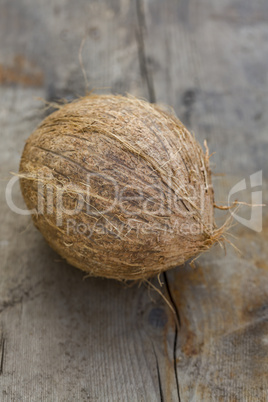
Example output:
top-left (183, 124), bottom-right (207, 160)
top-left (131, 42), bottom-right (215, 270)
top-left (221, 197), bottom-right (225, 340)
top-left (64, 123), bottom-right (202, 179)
top-left (19, 94), bottom-right (223, 280)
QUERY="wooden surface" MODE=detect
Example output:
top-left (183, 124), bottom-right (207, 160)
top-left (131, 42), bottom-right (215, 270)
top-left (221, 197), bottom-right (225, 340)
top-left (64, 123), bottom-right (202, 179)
top-left (0, 0), bottom-right (268, 400)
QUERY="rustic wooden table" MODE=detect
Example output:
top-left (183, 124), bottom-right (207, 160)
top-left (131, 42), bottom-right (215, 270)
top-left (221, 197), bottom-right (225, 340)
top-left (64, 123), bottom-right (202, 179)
top-left (0, 0), bottom-right (268, 400)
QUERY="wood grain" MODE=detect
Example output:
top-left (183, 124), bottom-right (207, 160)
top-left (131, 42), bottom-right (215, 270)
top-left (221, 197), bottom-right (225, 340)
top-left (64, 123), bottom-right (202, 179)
top-left (0, 0), bottom-right (268, 400)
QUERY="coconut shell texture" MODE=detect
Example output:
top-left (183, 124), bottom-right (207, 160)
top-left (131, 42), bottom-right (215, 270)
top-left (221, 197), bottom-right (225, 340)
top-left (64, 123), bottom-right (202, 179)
top-left (20, 95), bottom-right (221, 280)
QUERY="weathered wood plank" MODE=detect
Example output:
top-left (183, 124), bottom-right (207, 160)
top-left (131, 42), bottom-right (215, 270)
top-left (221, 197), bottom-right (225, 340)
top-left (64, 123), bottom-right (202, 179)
top-left (141, 0), bottom-right (268, 399)
top-left (142, 0), bottom-right (268, 174)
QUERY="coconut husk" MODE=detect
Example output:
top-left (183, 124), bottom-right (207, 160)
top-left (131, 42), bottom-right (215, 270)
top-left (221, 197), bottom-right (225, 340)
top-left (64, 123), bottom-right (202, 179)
top-left (19, 94), bottom-right (224, 280)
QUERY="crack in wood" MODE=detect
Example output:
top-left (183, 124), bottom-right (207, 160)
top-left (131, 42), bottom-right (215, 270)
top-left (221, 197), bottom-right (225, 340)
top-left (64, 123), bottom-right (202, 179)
top-left (163, 272), bottom-right (182, 402)
top-left (135, 1), bottom-right (183, 388)
top-left (0, 336), bottom-right (5, 375)
top-left (135, 0), bottom-right (156, 103)
top-left (151, 342), bottom-right (164, 402)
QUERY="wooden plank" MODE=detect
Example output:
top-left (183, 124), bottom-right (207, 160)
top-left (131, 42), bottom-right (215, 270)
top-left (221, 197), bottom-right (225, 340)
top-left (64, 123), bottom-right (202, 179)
top-left (0, 0), bottom-right (268, 401)
top-left (141, 0), bottom-right (268, 174)
top-left (141, 0), bottom-right (268, 399)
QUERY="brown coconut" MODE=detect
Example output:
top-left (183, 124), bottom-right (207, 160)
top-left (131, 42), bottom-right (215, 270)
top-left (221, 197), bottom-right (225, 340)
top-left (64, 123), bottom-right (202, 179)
top-left (19, 94), bottom-right (223, 280)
